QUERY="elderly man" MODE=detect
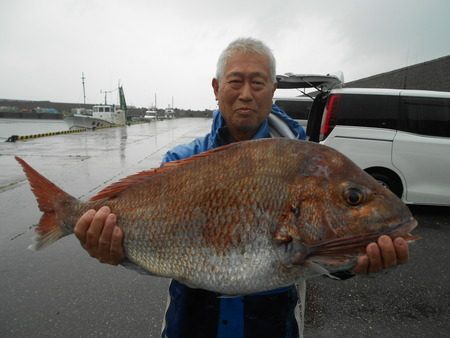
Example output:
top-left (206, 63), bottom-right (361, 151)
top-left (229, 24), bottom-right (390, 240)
top-left (74, 37), bottom-right (409, 338)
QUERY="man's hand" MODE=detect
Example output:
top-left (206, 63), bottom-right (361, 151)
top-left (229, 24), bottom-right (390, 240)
top-left (353, 235), bottom-right (409, 274)
top-left (74, 206), bottom-right (125, 265)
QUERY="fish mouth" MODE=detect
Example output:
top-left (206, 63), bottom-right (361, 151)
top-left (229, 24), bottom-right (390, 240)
top-left (381, 216), bottom-right (418, 238)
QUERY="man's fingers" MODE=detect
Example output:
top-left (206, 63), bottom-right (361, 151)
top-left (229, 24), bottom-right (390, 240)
top-left (394, 237), bottom-right (409, 264)
top-left (110, 226), bottom-right (125, 265)
top-left (74, 209), bottom-right (96, 245)
top-left (85, 206), bottom-right (110, 252)
top-left (73, 206), bottom-right (124, 265)
top-left (378, 235), bottom-right (397, 268)
top-left (354, 236), bottom-right (411, 276)
top-left (97, 213), bottom-right (116, 258)
top-left (366, 242), bottom-right (382, 273)
top-left (353, 255), bottom-right (369, 274)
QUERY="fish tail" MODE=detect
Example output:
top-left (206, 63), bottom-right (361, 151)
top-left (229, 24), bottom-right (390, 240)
top-left (15, 156), bottom-right (77, 250)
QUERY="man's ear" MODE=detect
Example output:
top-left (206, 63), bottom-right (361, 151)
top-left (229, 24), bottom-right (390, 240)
top-left (271, 81), bottom-right (277, 96)
top-left (212, 78), bottom-right (219, 100)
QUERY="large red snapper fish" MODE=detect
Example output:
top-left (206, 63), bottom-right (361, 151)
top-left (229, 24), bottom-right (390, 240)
top-left (16, 138), bottom-right (417, 295)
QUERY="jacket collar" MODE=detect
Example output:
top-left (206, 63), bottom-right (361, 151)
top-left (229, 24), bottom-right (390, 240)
top-left (208, 110), bottom-right (270, 148)
top-left (208, 104), bottom-right (304, 148)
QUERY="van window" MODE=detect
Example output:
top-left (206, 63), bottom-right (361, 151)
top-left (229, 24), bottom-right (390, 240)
top-left (332, 94), bottom-right (399, 129)
top-left (401, 97), bottom-right (450, 137)
top-left (274, 100), bottom-right (312, 120)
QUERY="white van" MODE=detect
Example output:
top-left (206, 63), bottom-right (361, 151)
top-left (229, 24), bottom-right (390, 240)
top-left (311, 88), bottom-right (450, 206)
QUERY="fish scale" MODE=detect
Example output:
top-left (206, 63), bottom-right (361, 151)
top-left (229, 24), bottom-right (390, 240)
top-left (16, 138), bottom-right (417, 295)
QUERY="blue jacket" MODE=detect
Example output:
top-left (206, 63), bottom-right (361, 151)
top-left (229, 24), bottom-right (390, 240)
top-left (163, 105), bottom-right (305, 161)
top-left (161, 106), bottom-right (305, 338)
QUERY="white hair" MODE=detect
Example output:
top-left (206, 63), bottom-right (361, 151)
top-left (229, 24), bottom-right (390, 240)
top-left (215, 37), bottom-right (276, 82)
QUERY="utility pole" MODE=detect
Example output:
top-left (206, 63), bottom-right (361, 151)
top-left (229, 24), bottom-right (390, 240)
top-left (81, 72), bottom-right (86, 105)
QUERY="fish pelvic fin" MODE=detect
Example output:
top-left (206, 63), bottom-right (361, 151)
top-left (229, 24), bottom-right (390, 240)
top-left (304, 261), bottom-right (340, 280)
top-left (15, 156), bottom-right (77, 250)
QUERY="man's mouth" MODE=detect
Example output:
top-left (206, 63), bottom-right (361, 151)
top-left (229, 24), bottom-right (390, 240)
top-left (235, 107), bottom-right (253, 114)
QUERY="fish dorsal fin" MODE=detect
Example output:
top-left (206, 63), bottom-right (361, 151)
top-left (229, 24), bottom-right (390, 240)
top-left (90, 167), bottom-right (169, 201)
top-left (89, 142), bottom-right (240, 201)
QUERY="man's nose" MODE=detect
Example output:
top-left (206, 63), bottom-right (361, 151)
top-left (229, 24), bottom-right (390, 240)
top-left (238, 82), bottom-right (253, 101)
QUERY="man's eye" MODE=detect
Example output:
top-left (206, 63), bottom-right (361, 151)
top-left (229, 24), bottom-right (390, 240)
top-left (251, 82), bottom-right (265, 90)
top-left (228, 80), bottom-right (242, 88)
top-left (252, 79), bottom-right (266, 86)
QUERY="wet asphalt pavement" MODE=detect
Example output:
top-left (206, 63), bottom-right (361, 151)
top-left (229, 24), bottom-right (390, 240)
top-left (304, 205), bottom-right (450, 337)
top-left (0, 118), bottom-right (449, 338)
top-left (0, 118), bottom-right (211, 337)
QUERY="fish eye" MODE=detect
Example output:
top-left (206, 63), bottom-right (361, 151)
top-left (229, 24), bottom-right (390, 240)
top-left (344, 187), bottom-right (364, 206)
top-left (290, 205), bottom-right (300, 218)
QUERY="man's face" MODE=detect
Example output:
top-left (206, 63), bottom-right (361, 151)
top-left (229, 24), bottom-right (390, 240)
top-left (212, 52), bottom-right (276, 141)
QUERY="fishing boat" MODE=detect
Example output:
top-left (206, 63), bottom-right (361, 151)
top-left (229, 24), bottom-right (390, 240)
top-left (143, 108), bottom-right (159, 121)
top-left (164, 107), bottom-right (175, 119)
top-left (69, 81), bottom-right (127, 130)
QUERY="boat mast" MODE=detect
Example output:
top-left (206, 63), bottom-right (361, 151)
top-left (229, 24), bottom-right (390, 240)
top-left (81, 72), bottom-right (86, 105)
top-left (101, 89), bottom-right (113, 105)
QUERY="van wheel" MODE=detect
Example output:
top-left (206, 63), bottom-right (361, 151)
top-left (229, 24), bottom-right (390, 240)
top-left (369, 172), bottom-right (403, 198)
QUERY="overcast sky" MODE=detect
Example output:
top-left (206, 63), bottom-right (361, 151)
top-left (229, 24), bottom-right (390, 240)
top-left (1, 0), bottom-right (449, 110)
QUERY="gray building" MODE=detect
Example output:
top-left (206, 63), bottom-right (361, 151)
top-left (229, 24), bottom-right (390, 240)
top-left (344, 55), bottom-right (450, 92)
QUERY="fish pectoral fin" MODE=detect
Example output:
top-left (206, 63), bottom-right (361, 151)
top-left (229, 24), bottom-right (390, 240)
top-left (311, 230), bottom-right (421, 257)
top-left (120, 260), bottom-right (156, 276)
top-left (310, 233), bottom-right (381, 256)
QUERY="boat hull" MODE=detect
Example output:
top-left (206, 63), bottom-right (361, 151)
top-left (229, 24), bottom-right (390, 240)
top-left (68, 115), bottom-right (115, 129)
